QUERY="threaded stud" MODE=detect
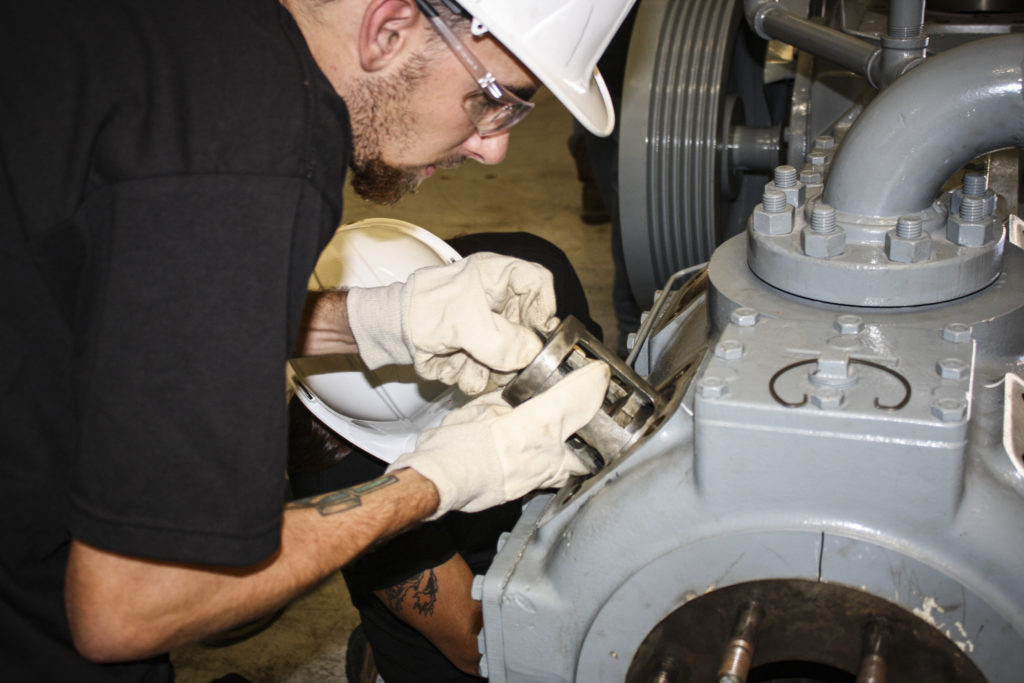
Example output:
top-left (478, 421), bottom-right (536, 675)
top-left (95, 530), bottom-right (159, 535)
top-left (896, 215), bottom-right (923, 239)
top-left (761, 189), bottom-right (787, 213)
top-left (962, 171), bottom-right (988, 196)
top-left (811, 204), bottom-right (837, 233)
top-left (773, 165), bottom-right (798, 188)
top-left (960, 195), bottom-right (985, 222)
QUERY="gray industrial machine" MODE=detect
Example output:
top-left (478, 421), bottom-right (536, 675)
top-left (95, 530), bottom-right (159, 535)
top-left (476, 1), bottom-right (1024, 680)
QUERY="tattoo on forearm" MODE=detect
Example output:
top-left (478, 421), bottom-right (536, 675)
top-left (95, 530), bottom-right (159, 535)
top-left (384, 569), bottom-right (439, 617)
top-left (286, 475), bottom-right (399, 516)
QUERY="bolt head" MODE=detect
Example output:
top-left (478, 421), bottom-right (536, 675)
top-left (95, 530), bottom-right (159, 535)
top-left (946, 213), bottom-right (1001, 247)
top-left (834, 315), bottom-right (863, 335)
top-left (931, 397), bottom-right (967, 422)
top-left (471, 574), bottom-right (486, 601)
top-left (802, 226), bottom-right (846, 258)
top-left (810, 387), bottom-right (843, 409)
top-left (942, 323), bottom-right (972, 343)
top-left (730, 308), bottom-right (759, 327)
top-left (697, 376), bottom-right (728, 399)
top-left (752, 203), bottom-right (795, 235)
top-left (885, 230), bottom-right (932, 263)
top-left (715, 340), bottom-right (744, 360)
top-left (800, 167), bottom-right (824, 185)
top-left (937, 358), bottom-right (970, 380)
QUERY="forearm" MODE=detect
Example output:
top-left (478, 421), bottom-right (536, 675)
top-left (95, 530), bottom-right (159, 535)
top-left (66, 469), bottom-right (439, 662)
top-left (293, 289), bottom-right (358, 356)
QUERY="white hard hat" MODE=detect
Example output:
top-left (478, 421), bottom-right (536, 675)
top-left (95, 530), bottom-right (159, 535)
top-left (454, 0), bottom-right (638, 137)
top-left (289, 218), bottom-right (469, 464)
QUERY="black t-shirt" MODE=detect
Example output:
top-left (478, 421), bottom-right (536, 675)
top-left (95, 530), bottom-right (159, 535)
top-left (0, 1), bottom-right (350, 679)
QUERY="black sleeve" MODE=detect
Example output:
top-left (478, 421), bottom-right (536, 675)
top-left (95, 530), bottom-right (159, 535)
top-left (345, 521), bottom-right (460, 593)
top-left (68, 175), bottom-right (329, 567)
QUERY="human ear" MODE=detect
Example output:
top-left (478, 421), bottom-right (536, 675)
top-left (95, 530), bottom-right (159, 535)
top-left (358, 0), bottom-right (420, 72)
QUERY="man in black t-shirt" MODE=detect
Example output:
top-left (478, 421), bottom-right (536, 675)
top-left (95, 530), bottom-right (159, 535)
top-left (0, 1), bottom-right (633, 680)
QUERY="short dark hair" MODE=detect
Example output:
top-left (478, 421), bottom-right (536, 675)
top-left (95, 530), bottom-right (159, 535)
top-left (420, 0), bottom-right (472, 34)
top-left (287, 396), bottom-right (351, 474)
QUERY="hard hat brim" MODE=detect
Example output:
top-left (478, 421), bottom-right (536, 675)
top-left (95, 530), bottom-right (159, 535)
top-left (546, 67), bottom-right (616, 138)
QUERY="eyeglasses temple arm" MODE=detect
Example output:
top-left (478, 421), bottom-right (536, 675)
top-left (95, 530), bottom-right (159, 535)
top-left (414, 0), bottom-right (502, 98)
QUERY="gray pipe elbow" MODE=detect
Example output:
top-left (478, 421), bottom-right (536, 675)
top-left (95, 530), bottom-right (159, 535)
top-left (743, 0), bottom-right (785, 40)
top-left (823, 34), bottom-right (1024, 220)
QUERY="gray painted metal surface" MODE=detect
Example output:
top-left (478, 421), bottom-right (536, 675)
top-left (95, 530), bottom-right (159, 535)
top-left (749, 34), bottom-right (1023, 307)
top-left (480, 236), bottom-right (1024, 682)
top-left (823, 33), bottom-right (1024, 220)
top-left (480, 5), bottom-right (1024, 681)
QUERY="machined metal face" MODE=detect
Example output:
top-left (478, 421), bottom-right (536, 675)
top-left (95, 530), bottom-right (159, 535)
top-left (626, 580), bottom-right (987, 682)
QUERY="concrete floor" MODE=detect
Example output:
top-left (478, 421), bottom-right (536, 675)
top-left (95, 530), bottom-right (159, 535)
top-left (170, 87), bottom-right (620, 682)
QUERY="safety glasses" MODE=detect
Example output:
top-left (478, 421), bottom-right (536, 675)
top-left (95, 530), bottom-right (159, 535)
top-left (415, 0), bottom-right (534, 137)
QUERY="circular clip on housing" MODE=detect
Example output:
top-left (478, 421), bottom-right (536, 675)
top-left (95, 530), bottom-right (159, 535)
top-left (503, 316), bottom-right (666, 473)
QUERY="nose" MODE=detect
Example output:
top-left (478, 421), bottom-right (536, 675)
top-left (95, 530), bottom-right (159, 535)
top-left (460, 130), bottom-right (510, 165)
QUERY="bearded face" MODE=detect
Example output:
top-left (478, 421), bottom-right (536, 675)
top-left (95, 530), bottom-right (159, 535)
top-left (345, 51), bottom-right (466, 205)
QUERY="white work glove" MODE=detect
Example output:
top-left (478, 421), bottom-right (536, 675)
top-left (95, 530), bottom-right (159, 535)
top-left (346, 252), bottom-right (558, 395)
top-left (387, 361), bottom-right (611, 519)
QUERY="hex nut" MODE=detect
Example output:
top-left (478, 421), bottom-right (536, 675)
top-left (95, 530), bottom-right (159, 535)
top-left (810, 387), bottom-right (843, 410)
top-left (800, 168), bottom-right (823, 185)
top-left (946, 213), bottom-right (1001, 247)
top-left (885, 229), bottom-right (932, 263)
top-left (950, 188), bottom-right (998, 217)
top-left (766, 179), bottom-right (806, 209)
top-left (931, 397), bottom-right (967, 422)
top-left (730, 308), bottom-right (759, 326)
top-left (937, 358), bottom-right (970, 381)
top-left (834, 315), bottom-right (863, 335)
top-left (802, 226), bottom-right (846, 258)
top-left (715, 340), bottom-right (744, 360)
top-left (697, 376), bottom-right (728, 399)
top-left (942, 323), bottom-right (972, 343)
top-left (752, 203), bottom-right (794, 235)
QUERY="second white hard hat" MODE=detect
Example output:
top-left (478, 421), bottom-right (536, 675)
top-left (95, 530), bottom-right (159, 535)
top-left (289, 218), bottom-right (469, 463)
top-left (455, 0), bottom-right (638, 137)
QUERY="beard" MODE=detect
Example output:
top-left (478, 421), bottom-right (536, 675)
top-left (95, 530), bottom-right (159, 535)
top-left (346, 53), bottom-right (466, 205)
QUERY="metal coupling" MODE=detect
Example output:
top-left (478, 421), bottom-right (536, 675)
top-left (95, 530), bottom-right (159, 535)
top-left (503, 316), bottom-right (665, 471)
